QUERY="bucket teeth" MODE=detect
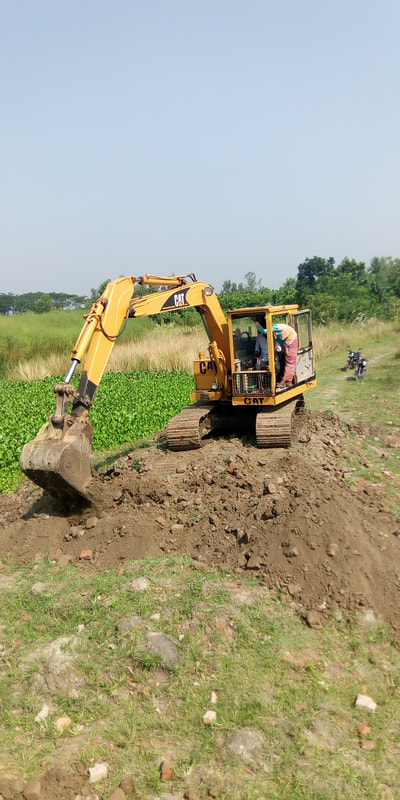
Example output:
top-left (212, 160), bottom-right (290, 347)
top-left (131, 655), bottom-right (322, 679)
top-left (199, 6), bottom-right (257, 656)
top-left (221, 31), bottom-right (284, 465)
top-left (20, 417), bottom-right (93, 500)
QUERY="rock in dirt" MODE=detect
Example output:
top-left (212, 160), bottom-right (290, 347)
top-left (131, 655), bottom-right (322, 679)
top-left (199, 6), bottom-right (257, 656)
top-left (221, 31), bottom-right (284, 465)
top-left (75, 795), bottom-right (100, 800)
top-left (306, 610), bottom-right (325, 629)
top-left (117, 614), bottom-right (143, 634)
top-left (147, 632), bottom-right (180, 668)
top-left (119, 776), bottom-right (137, 794)
top-left (22, 636), bottom-right (82, 697)
top-left (34, 703), bottom-right (50, 722)
top-left (203, 709), bottom-right (217, 724)
top-left (79, 549), bottom-right (92, 560)
top-left (358, 723), bottom-right (371, 737)
top-left (22, 779), bottom-right (41, 800)
top-left (355, 693), bottom-right (377, 712)
top-left (107, 788), bottom-right (126, 800)
top-left (129, 577), bottom-right (151, 592)
top-left (54, 715), bottom-right (71, 732)
top-left (159, 759), bottom-right (174, 780)
top-left (285, 544), bottom-right (299, 558)
top-left (245, 553), bottom-right (261, 570)
top-left (360, 739), bottom-right (376, 751)
top-left (88, 762), bottom-right (108, 783)
top-left (228, 728), bottom-right (265, 761)
top-left (0, 777), bottom-right (24, 798)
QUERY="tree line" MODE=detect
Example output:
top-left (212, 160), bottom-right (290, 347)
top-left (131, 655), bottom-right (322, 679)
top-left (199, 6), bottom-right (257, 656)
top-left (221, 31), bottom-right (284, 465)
top-left (218, 256), bottom-right (400, 323)
top-left (0, 280), bottom-right (169, 316)
top-left (1, 256), bottom-right (400, 323)
top-left (0, 291), bottom-right (87, 315)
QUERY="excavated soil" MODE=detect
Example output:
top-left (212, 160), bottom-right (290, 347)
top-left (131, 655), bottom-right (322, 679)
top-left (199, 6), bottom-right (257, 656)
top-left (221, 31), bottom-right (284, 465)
top-left (1, 409), bottom-right (400, 642)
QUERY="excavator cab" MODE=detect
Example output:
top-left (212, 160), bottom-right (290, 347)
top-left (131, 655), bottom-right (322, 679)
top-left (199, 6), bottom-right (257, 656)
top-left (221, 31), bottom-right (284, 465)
top-left (229, 305), bottom-right (316, 404)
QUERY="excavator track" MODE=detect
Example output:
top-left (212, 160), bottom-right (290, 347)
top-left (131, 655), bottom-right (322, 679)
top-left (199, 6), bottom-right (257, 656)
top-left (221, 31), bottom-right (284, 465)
top-left (166, 403), bottom-right (216, 450)
top-left (255, 396), bottom-right (303, 448)
top-left (167, 396), bottom-right (305, 451)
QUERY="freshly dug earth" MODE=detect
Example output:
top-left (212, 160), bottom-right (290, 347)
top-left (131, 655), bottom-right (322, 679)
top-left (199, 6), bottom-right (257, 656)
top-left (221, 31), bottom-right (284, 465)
top-left (1, 409), bottom-right (399, 641)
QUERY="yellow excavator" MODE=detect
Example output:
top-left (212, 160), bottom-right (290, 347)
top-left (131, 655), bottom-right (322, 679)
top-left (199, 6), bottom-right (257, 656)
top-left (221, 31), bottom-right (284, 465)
top-left (20, 273), bottom-right (316, 499)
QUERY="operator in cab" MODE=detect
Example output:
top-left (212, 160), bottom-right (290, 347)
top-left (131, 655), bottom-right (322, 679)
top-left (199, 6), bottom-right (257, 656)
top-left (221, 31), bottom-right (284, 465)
top-left (250, 316), bottom-right (269, 368)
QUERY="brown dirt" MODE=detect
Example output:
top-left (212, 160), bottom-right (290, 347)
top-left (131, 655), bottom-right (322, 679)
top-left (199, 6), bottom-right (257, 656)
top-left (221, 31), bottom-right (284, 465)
top-left (1, 409), bottom-right (400, 644)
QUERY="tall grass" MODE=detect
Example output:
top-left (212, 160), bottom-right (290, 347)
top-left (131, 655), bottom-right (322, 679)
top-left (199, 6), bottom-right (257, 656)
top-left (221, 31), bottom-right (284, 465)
top-left (10, 326), bottom-right (209, 380)
top-left (3, 311), bottom-right (395, 381)
top-left (313, 318), bottom-right (394, 359)
top-left (107, 325), bottom-right (208, 372)
top-left (0, 310), bottom-right (155, 378)
top-left (0, 309), bottom-right (87, 366)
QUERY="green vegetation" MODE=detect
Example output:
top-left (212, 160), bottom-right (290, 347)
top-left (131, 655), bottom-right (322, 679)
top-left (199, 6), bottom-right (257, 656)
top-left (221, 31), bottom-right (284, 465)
top-left (90, 370), bottom-right (195, 450)
top-left (0, 371), bottom-right (194, 493)
top-left (0, 290), bottom-right (87, 315)
top-left (296, 256), bottom-right (400, 324)
top-left (307, 334), bottom-right (400, 517)
top-left (218, 257), bottom-right (400, 322)
top-left (0, 556), bottom-right (399, 797)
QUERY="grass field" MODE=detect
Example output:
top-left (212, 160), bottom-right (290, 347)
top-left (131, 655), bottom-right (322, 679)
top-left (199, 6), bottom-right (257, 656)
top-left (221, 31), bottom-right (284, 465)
top-left (0, 309), bottom-right (155, 379)
top-left (1, 321), bottom-right (400, 798)
top-left (0, 555), bottom-right (399, 799)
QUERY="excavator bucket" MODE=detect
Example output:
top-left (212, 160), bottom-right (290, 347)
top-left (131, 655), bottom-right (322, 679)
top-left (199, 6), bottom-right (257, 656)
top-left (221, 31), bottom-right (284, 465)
top-left (20, 416), bottom-right (94, 500)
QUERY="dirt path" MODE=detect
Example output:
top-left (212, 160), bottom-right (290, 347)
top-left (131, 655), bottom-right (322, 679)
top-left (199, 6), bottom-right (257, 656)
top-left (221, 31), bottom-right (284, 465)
top-left (1, 409), bottom-right (399, 641)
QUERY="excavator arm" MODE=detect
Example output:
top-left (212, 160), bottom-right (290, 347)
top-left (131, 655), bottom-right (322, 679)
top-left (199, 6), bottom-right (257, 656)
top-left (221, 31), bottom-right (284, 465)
top-left (20, 274), bottom-right (230, 499)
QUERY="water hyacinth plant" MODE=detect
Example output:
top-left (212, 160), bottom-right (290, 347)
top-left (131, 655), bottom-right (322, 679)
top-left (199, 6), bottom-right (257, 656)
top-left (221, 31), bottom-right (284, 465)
top-left (0, 371), bottom-right (194, 492)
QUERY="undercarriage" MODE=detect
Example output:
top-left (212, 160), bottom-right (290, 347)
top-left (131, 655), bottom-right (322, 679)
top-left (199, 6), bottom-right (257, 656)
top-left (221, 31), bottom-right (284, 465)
top-left (166, 397), bottom-right (304, 450)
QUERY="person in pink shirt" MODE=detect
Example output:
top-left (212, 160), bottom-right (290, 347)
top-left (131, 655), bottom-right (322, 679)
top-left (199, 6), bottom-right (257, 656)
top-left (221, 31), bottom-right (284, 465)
top-left (273, 323), bottom-right (298, 389)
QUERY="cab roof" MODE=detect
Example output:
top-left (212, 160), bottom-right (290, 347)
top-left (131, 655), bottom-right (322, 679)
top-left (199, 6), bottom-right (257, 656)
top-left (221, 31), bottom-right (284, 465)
top-left (228, 304), bottom-right (299, 317)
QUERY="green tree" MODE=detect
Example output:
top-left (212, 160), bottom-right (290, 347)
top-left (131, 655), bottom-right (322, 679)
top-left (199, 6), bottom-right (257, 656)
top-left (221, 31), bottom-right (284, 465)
top-left (296, 256), bottom-right (335, 305)
top-left (244, 272), bottom-right (261, 292)
top-left (368, 256), bottom-right (400, 308)
top-left (271, 277), bottom-right (298, 306)
top-left (50, 292), bottom-right (87, 310)
top-left (34, 293), bottom-right (52, 313)
top-left (0, 293), bottom-right (15, 315)
top-left (220, 280), bottom-right (237, 294)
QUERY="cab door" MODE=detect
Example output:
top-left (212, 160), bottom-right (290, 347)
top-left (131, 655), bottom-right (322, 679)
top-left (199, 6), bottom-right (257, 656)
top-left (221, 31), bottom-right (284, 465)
top-left (292, 310), bottom-right (316, 383)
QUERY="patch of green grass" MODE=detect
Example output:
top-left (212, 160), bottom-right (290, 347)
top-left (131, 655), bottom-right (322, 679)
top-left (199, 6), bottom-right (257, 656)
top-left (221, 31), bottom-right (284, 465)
top-left (307, 335), bottom-right (400, 516)
top-left (1, 556), bottom-right (399, 798)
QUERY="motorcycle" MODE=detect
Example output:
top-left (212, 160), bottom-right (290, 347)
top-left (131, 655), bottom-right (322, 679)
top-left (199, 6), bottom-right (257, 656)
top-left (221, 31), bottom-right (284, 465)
top-left (345, 348), bottom-right (362, 370)
top-left (355, 357), bottom-right (367, 380)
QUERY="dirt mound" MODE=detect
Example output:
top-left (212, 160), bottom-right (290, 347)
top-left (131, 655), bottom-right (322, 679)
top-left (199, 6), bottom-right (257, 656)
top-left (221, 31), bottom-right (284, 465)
top-left (1, 410), bottom-right (399, 640)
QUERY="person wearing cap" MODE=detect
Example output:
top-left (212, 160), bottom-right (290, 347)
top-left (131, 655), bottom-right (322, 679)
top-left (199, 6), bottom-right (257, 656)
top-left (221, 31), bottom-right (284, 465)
top-left (273, 322), bottom-right (298, 389)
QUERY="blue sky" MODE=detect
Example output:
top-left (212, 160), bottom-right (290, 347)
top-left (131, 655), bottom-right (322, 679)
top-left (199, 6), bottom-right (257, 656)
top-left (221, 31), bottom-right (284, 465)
top-left (1, 0), bottom-right (399, 295)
